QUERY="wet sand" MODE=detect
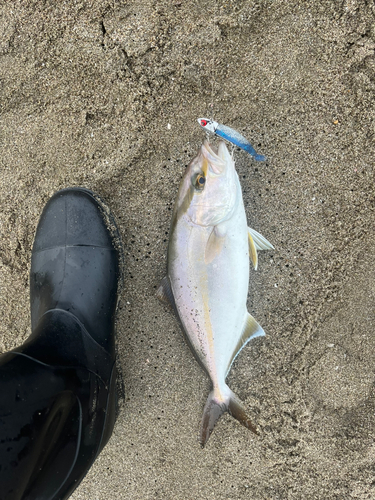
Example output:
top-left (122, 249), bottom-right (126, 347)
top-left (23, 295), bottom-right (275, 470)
top-left (1, 1), bottom-right (375, 498)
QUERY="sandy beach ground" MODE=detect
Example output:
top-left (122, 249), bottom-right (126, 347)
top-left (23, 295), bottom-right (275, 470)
top-left (1, 1), bottom-right (375, 498)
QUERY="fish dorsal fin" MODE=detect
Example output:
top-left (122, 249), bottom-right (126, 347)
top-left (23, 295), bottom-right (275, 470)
top-left (156, 276), bottom-right (177, 314)
top-left (248, 227), bottom-right (274, 251)
top-left (205, 226), bottom-right (226, 264)
top-left (248, 231), bottom-right (258, 270)
top-left (226, 313), bottom-right (265, 376)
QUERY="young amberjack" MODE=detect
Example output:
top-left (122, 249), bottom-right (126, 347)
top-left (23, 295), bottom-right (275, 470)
top-left (157, 141), bottom-right (273, 446)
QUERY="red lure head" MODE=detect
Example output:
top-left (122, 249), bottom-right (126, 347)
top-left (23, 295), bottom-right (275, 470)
top-left (197, 118), bottom-right (216, 134)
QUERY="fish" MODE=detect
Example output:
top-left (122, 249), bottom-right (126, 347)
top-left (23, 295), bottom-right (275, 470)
top-left (197, 118), bottom-right (266, 162)
top-left (157, 140), bottom-right (274, 446)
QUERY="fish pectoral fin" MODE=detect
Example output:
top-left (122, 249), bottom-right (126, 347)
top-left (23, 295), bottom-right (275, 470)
top-left (205, 226), bottom-right (226, 264)
top-left (248, 231), bottom-right (258, 270)
top-left (156, 276), bottom-right (177, 313)
top-left (248, 227), bottom-right (274, 251)
top-left (226, 313), bottom-right (265, 377)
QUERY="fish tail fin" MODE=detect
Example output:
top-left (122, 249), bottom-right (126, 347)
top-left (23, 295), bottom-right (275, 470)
top-left (199, 390), bottom-right (227, 447)
top-left (199, 386), bottom-right (258, 447)
top-left (227, 389), bottom-right (259, 436)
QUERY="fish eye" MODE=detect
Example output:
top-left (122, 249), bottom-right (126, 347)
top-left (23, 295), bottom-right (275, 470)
top-left (201, 119), bottom-right (207, 127)
top-left (195, 174), bottom-right (206, 190)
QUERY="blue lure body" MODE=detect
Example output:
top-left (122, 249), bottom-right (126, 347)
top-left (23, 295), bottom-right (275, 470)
top-left (197, 118), bottom-right (266, 162)
top-left (215, 123), bottom-right (266, 162)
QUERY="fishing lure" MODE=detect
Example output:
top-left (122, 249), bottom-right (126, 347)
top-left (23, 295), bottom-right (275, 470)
top-left (197, 118), bottom-right (266, 162)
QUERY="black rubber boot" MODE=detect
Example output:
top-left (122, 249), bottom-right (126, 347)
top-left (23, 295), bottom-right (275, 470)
top-left (0, 188), bottom-right (122, 500)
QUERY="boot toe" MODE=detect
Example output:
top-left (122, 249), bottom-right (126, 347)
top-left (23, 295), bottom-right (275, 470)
top-left (33, 188), bottom-right (114, 252)
top-left (30, 188), bottom-right (121, 354)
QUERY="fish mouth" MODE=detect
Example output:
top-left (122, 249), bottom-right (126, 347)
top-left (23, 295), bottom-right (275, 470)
top-left (217, 141), bottom-right (232, 164)
top-left (201, 140), bottom-right (229, 174)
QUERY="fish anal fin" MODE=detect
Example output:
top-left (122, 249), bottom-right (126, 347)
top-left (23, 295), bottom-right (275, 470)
top-left (248, 230), bottom-right (258, 270)
top-left (156, 276), bottom-right (177, 314)
top-left (248, 227), bottom-right (274, 251)
top-left (205, 226), bottom-right (226, 264)
top-left (226, 313), bottom-right (265, 376)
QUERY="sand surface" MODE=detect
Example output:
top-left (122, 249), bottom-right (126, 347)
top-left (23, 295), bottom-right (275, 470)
top-left (1, 1), bottom-right (375, 498)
